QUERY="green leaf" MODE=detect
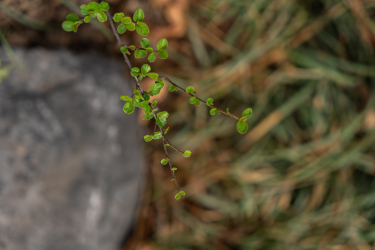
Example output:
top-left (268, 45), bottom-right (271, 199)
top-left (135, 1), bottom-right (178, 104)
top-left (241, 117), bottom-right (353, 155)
top-left (143, 105), bottom-right (152, 115)
top-left (120, 46), bottom-right (128, 54)
top-left (62, 21), bottom-right (74, 32)
top-left (126, 23), bottom-right (135, 31)
top-left (158, 49), bottom-right (168, 59)
top-left (120, 95), bottom-right (132, 101)
top-left (148, 73), bottom-right (158, 79)
top-left (148, 53), bottom-right (156, 63)
top-left (141, 64), bottom-right (151, 75)
top-left (113, 13), bottom-right (124, 22)
top-left (242, 108), bottom-right (253, 119)
top-left (138, 101), bottom-right (148, 108)
top-left (133, 8), bottom-right (145, 22)
top-left (87, 2), bottom-right (100, 12)
top-left (175, 193), bottom-right (181, 200)
top-left (156, 117), bottom-right (167, 127)
top-left (135, 49), bottom-right (147, 59)
top-left (123, 102), bottom-right (135, 114)
top-left (179, 191), bottom-right (186, 195)
top-left (72, 25), bottom-right (78, 33)
top-left (66, 13), bottom-right (79, 22)
top-left (140, 38), bottom-right (150, 48)
top-left (153, 132), bottom-right (162, 140)
top-left (80, 5), bottom-right (89, 15)
top-left (130, 67), bottom-right (140, 77)
top-left (236, 121), bottom-right (248, 134)
top-left (100, 1), bottom-right (110, 11)
top-left (186, 86), bottom-right (195, 94)
top-left (148, 81), bottom-right (164, 96)
top-left (164, 127), bottom-right (169, 134)
top-left (97, 11), bottom-right (107, 22)
top-left (143, 94), bottom-right (150, 101)
top-left (168, 85), bottom-right (177, 92)
top-left (152, 108), bottom-right (158, 112)
top-left (189, 96), bottom-right (196, 104)
top-left (122, 17), bottom-right (131, 24)
top-left (182, 150), bottom-right (191, 157)
top-left (151, 100), bottom-right (157, 106)
top-left (130, 45), bottom-right (136, 50)
top-left (138, 75), bottom-right (143, 81)
top-left (195, 99), bottom-right (201, 106)
top-left (157, 38), bottom-right (168, 50)
top-left (134, 89), bottom-right (140, 95)
top-left (117, 23), bottom-right (126, 34)
top-left (136, 22), bottom-right (149, 36)
top-left (161, 157), bottom-right (169, 165)
top-left (146, 47), bottom-right (153, 53)
top-left (226, 108), bottom-right (230, 114)
top-left (84, 16), bottom-right (91, 23)
top-left (90, 12), bottom-right (97, 19)
top-left (157, 111), bottom-right (169, 119)
top-left (210, 108), bottom-right (217, 115)
top-left (144, 135), bottom-right (153, 142)
top-left (171, 168), bottom-right (177, 171)
top-left (143, 113), bottom-right (154, 120)
top-left (206, 98), bottom-right (213, 106)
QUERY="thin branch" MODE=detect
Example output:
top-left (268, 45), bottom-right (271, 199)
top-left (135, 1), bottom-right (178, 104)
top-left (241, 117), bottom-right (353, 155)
top-left (159, 76), bottom-right (241, 120)
top-left (104, 9), bottom-right (145, 94)
top-left (152, 111), bottom-right (180, 191)
top-left (164, 137), bottom-right (184, 154)
top-left (98, 1), bottom-right (181, 192)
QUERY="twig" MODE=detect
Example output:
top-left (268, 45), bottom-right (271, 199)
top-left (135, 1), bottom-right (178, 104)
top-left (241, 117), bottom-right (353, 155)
top-left (159, 76), bottom-right (241, 120)
top-left (104, 9), bottom-right (145, 94)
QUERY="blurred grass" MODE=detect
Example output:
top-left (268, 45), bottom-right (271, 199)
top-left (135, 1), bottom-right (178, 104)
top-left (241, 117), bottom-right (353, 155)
top-left (127, 0), bottom-right (375, 249)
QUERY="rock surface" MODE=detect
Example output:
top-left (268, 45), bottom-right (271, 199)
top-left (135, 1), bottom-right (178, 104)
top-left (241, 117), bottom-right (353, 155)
top-left (0, 48), bottom-right (142, 250)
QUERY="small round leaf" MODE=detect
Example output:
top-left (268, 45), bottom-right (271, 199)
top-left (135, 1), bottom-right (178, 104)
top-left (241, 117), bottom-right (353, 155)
top-left (148, 53), bottom-right (156, 63)
top-left (97, 11), bottom-right (107, 22)
top-left (144, 135), bottom-right (153, 142)
top-left (62, 21), bottom-right (74, 32)
top-left (206, 98), bottom-right (213, 106)
top-left (120, 95), bottom-right (132, 101)
top-left (135, 49), bottom-right (147, 59)
top-left (158, 49), bottom-right (168, 59)
top-left (141, 64), bottom-right (151, 75)
top-left (148, 73), bottom-right (159, 79)
top-left (136, 22), bottom-right (149, 36)
top-left (186, 86), bottom-right (195, 94)
top-left (242, 108), bottom-right (253, 119)
top-left (117, 23), bottom-right (126, 34)
top-left (157, 38), bottom-right (168, 50)
top-left (84, 16), bottom-right (91, 23)
top-left (122, 17), bottom-right (131, 24)
top-left (133, 8), bottom-right (145, 22)
top-left (236, 121), bottom-right (248, 134)
top-left (123, 102), bottom-right (135, 114)
top-left (113, 13), bottom-right (124, 22)
top-left (140, 38), bottom-right (151, 48)
top-left (175, 193), bottom-right (181, 200)
top-left (87, 2), bottom-right (100, 12)
top-left (182, 150), bottom-right (191, 157)
top-left (100, 1), bottom-right (110, 11)
top-left (126, 23), bottom-right (135, 31)
top-left (66, 13), bottom-right (79, 22)
top-left (161, 157), bottom-right (169, 165)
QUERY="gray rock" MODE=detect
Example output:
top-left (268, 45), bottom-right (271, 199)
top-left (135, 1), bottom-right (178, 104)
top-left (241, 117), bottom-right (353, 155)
top-left (0, 48), bottom-right (142, 250)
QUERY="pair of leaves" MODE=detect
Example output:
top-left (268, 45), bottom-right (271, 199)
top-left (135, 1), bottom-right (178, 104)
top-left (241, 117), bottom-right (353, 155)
top-left (236, 108), bottom-right (252, 134)
top-left (157, 38), bottom-right (168, 59)
top-left (189, 97), bottom-right (201, 106)
top-left (175, 190), bottom-right (186, 200)
top-left (62, 14), bottom-right (81, 32)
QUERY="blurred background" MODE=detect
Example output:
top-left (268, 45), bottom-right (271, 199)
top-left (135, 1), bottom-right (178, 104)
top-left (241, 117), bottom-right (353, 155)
top-left (1, 0), bottom-right (375, 249)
